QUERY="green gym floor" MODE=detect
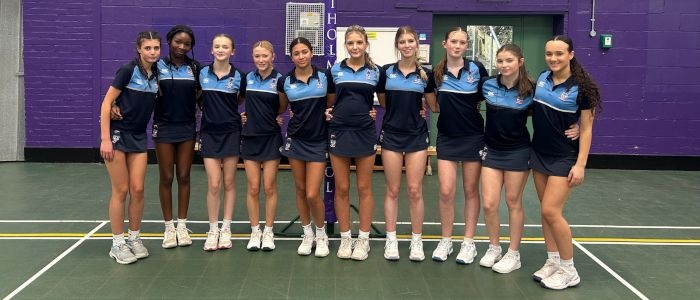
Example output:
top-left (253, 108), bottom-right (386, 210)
top-left (0, 162), bottom-right (698, 299)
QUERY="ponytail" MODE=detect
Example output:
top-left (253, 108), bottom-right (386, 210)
top-left (570, 57), bottom-right (602, 116)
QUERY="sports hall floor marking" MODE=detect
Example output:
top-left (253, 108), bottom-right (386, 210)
top-left (2, 221), bottom-right (108, 300)
top-left (574, 240), bottom-right (650, 300)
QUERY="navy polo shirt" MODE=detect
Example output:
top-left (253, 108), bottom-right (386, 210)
top-left (241, 69), bottom-right (282, 136)
top-left (328, 59), bottom-right (386, 131)
top-left (199, 63), bottom-right (245, 134)
top-left (110, 59), bottom-right (158, 133)
top-left (482, 75), bottom-right (533, 150)
top-left (435, 58), bottom-right (488, 136)
top-left (277, 66), bottom-right (330, 142)
top-left (381, 63), bottom-right (435, 135)
top-left (154, 57), bottom-right (200, 124)
top-left (531, 70), bottom-right (591, 156)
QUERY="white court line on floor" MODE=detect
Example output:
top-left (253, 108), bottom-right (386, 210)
top-left (2, 221), bottom-right (108, 300)
top-left (1, 219), bottom-right (699, 230)
top-left (574, 240), bottom-right (650, 300)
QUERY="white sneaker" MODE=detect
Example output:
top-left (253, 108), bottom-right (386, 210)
top-left (109, 244), bottom-right (137, 265)
top-left (479, 245), bottom-right (502, 267)
top-left (126, 237), bottom-right (149, 259)
top-left (162, 227), bottom-right (177, 249)
top-left (351, 237), bottom-right (370, 261)
top-left (314, 236), bottom-right (329, 257)
top-left (247, 230), bottom-right (262, 251)
top-left (203, 230), bottom-right (219, 251)
top-left (176, 227), bottom-right (192, 247)
top-left (337, 236), bottom-right (353, 259)
top-left (218, 229), bottom-right (232, 249)
top-left (492, 251), bottom-right (521, 273)
top-left (297, 234), bottom-right (314, 256)
top-left (431, 239), bottom-right (453, 262)
top-left (540, 266), bottom-right (580, 290)
top-left (384, 239), bottom-right (399, 261)
top-left (261, 230), bottom-right (275, 251)
top-left (409, 239), bottom-right (425, 262)
top-left (456, 241), bottom-right (477, 265)
top-left (533, 258), bottom-right (560, 282)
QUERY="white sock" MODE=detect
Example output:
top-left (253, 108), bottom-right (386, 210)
top-left (222, 219), bottom-right (231, 231)
top-left (489, 244), bottom-right (502, 251)
top-left (411, 232), bottom-right (422, 241)
top-left (112, 234), bottom-right (125, 247)
top-left (164, 220), bottom-right (175, 230)
top-left (441, 237), bottom-right (452, 243)
top-left (177, 218), bottom-right (187, 229)
top-left (463, 237), bottom-right (474, 244)
top-left (251, 224), bottom-right (261, 233)
top-left (507, 248), bottom-right (520, 256)
top-left (547, 251), bottom-right (561, 261)
top-left (386, 231), bottom-right (397, 241)
top-left (302, 224), bottom-right (314, 237)
top-left (315, 225), bottom-right (326, 237)
top-left (127, 230), bottom-right (139, 241)
top-left (560, 258), bottom-right (574, 269)
top-left (340, 230), bottom-right (352, 239)
top-left (209, 222), bottom-right (219, 232)
top-left (358, 230), bottom-right (370, 239)
top-left (264, 226), bottom-right (273, 233)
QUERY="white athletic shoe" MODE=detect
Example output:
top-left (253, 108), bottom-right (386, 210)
top-left (383, 239), bottom-right (400, 261)
top-left (314, 236), bottom-right (330, 258)
top-left (479, 245), bottom-right (502, 267)
top-left (162, 227), bottom-right (177, 249)
top-left (261, 230), bottom-right (275, 251)
top-left (247, 230), bottom-right (262, 251)
top-left (540, 266), bottom-right (580, 290)
top-left (109, 244), bottom-right (137, 265)
top-left (218, 229), bottom-right (232, 249)
top-left (456, 241), bottom-right (477, 265)
top-left (409, 239), bottom-right (425, 262)
top-left (431, 239), bottom-right (453, 262)
top-left (297, 233), bottom-right (314, 256)
top-left (533, 258), bottom-right (560, 282)
top-left (492, 251), bottom-right (521, 274)
top-left (351, 237), bottom-right (370, 261)
top-left (337, 236), bottom-right (353, 259)
top-left (126, 237), bottom-right (149, 259)
top-left (203, 230), bottom-right (219, 251)
top-left (176, 227), bottom-right (193, 247)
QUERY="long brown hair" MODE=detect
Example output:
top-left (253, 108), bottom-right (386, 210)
top-left (433, 27), bottom-right (467, 88)
top-left (496, 44), bottom-right (534, 99)
top-left (395, 26), bottom-right (427, 81)
top-left (345, 25), bottom-right (375, 69)
top-left (549, 35), bottom-right (602, 116)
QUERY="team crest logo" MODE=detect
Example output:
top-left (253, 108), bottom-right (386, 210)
top-left (111, 130), bottom-right (121, 144)
top-left (365, 69), bottom-right (373, 80)
top-left (559, 91), bottom-right (570, 101)
top-left (479, 146), bottom-right (488, 161)
top-left (134, 78), bottom-right (143, 85)
top-left (337, 71), bottom-right (344, 77)
top-left (443, 75), bottom-right (449, 81)
top-left (186, 66), bottom-right (193, 76)
top-left (160, 68), bottom-right (170, 75)
top-left (329, 134), bottom-right (336, 148)
top-left (413, 77), bottom-right (423, 85)
top-left (226, 78), bottom-right (234, 90)
top-left (316, 79), bottom-right (324, 89)
top-left (465, 73), bottom-right (476, 83)
top-left (515, 97), bottom-right (524, 105)
top-left (388, 73), bottom-right (397, 79)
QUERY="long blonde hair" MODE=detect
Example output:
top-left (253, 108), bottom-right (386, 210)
top-left (345, 25), bottom-right (375, 69)
top-left (395, 26), bottom-right (427, 81)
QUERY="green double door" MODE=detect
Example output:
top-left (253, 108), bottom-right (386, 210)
top-left (428, 15), bottom-right (554, 145)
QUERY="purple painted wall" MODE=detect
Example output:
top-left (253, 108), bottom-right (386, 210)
top-left (23, 0), bottom-right (700, 155)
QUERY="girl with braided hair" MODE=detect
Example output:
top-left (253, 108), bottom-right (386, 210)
top-left (530, 35), bottom-right (601, 290)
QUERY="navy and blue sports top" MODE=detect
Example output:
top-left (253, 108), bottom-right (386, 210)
top-left (277, 66), bottom-right (331, 142)
top-left (110, 59), bottom-right (159, 133)
top-left (154, 57), bottom-right (200, 124)
top-left (482, 75), bottom-right (533, 150)
top-left (381, 63), bottom-right (435, 135)
top-left (435, 58), bottom-right (488, 136)
top-left (199, 63), bottom-right (245, 134)
top-left (241, 70), bottom-right (282, 136)
top-left (531, 70), bottom-right (591, 156)
top-left (328, 59), bottom-right (386, 131)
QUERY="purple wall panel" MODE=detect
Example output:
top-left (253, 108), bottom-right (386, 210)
top-left (23, 0), bottom-right (700, 155)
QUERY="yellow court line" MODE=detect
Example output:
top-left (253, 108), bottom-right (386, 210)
top-left (1, 233), bottom-right (699, 244)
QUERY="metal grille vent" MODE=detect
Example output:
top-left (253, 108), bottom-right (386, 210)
top-left (285, 2), bottom-right (324, 55)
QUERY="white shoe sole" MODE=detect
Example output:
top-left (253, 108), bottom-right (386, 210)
top-left (493, 262), bottom-right (521, 274)
top-left (109, 252), bottom-right (136, 265)
top-left (541, 275), bottom-right (580, 290)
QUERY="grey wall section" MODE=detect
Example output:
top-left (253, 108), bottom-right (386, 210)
top-left (0, 0), bottom-right (24, 161)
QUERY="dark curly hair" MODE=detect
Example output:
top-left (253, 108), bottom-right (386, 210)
top-left (549, 35), bottom-right (602, 116)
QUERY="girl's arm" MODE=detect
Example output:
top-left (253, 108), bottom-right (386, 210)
top-left (568, 109), bottom-right (593, 187)
top-left (99, 87), bottom-right (122, 161)
top-left (278, 92), bottom-right (289, 114)
top-left (424, 92), bottom-right (439, 113)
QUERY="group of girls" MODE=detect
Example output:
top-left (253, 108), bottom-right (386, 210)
top-left (99, 23), bottom-right (600, 291)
